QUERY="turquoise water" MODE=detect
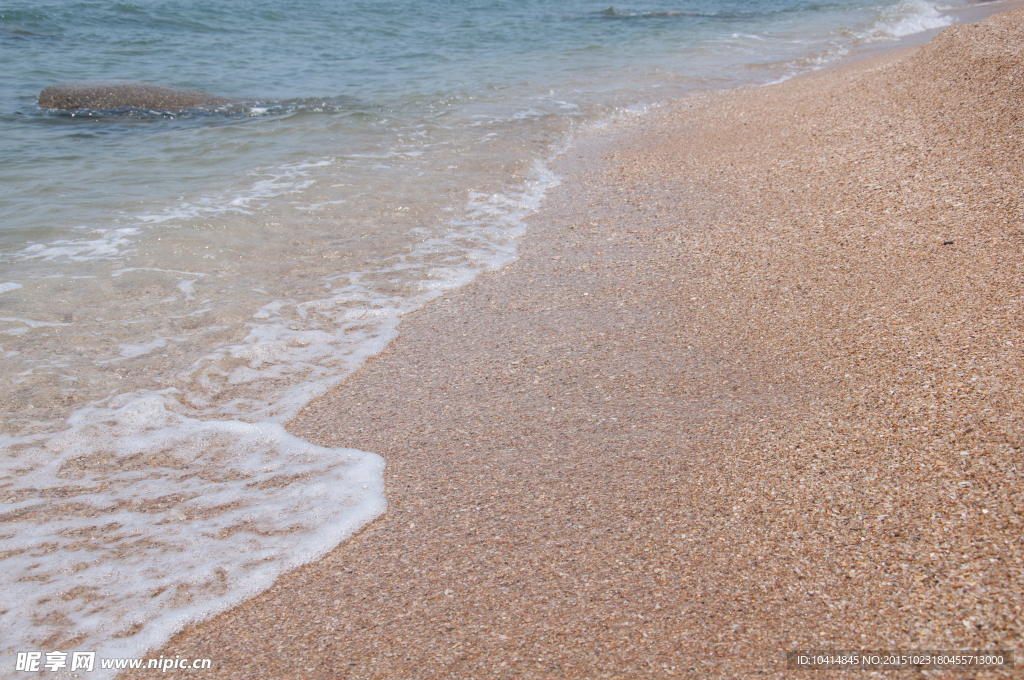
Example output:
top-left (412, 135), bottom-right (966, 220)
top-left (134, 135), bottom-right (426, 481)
top-left (0, 0), bottom-right (964, 245)
top-left (0, 0), bottom-right (977, 672)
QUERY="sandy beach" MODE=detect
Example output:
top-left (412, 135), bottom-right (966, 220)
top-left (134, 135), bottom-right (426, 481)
top-left (138, 8), bottom-right (1024, 678)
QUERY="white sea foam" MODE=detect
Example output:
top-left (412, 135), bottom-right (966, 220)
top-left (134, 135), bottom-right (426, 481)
top-left (0, 282), bottom-right (21, 294)
top-left (135, 161), bottom-right (332, 225)
top-left (294, 198), bottom-right (348, 211)
top-left (178, 159), bottom-right (558, 426)
top-left (0, 156), bottom-right (559, 677)
top-left (10, 159), bottom-right (338, 269)
top-left (0, 395), bottom-right (385, 666)
top-left (18, 228), bottom-right (141, 263)
top-left (110, 267), bottom-right (208, 278)
top-left (116, 337), bottom-right (170, 359)
top-left (745, 0), bottom-right (952, 85)
top-left (0, 316), bottom-right (69, 329)
top-left (865, 0), bottom-right (954, 39)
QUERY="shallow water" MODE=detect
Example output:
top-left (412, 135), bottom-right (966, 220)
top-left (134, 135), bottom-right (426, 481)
top-left (0, 0), bottom-right (984, 672)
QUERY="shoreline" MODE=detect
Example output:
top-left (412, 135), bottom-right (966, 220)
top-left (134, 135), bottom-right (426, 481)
top-left (138, 7), bottom-right (1024, 678)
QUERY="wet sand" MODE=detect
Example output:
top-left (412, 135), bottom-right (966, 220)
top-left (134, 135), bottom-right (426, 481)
top-left (140, 8), bottom-right (1024, 678)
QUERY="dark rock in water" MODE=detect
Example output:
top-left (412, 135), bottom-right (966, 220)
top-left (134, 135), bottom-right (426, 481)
top-left (39, 80), bottom-right (233, 112)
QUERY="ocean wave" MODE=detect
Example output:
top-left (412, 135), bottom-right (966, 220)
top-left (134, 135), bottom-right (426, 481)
top-left (864, 0), bottom-right (954, 39)
top-left (0, 395), bottom-right (386, 674)
top-left (30, 94), bottom-right (364, 123)
top-left (0, 154), bottom-right (560, 672)
top-left (590, 2), bottom-right (849, 21)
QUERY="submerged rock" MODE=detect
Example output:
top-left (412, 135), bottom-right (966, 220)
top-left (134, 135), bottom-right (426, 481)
top-left (39, 80), bottom-right (232, 111)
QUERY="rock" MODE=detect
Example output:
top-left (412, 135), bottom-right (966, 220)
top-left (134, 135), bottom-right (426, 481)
top-left (38, 80), bottom-right (232, 111)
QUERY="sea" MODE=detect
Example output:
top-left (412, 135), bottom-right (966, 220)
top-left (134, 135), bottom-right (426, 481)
top-left (0, 0), bottom-right (997, 673)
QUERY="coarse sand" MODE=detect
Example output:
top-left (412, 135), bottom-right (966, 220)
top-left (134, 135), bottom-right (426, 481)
top-left (137, 8), bottom-right (1024, 679)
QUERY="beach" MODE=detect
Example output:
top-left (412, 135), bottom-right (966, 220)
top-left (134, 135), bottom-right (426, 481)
top-left (134, 7), bottom-right (1024, 679)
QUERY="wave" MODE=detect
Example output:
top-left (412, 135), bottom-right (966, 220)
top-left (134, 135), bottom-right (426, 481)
top-left (591, 3), bottom-right (848, 21)
top-left (30, 94), bottom-right (364, 124)
top-left (864, 0), bottom-right (954, 39)
top-left (0, 153), bottom-right (561, 675)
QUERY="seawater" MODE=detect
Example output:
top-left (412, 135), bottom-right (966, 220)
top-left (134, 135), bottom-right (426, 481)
top-left (0, 0), bottom-right (980, 672)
